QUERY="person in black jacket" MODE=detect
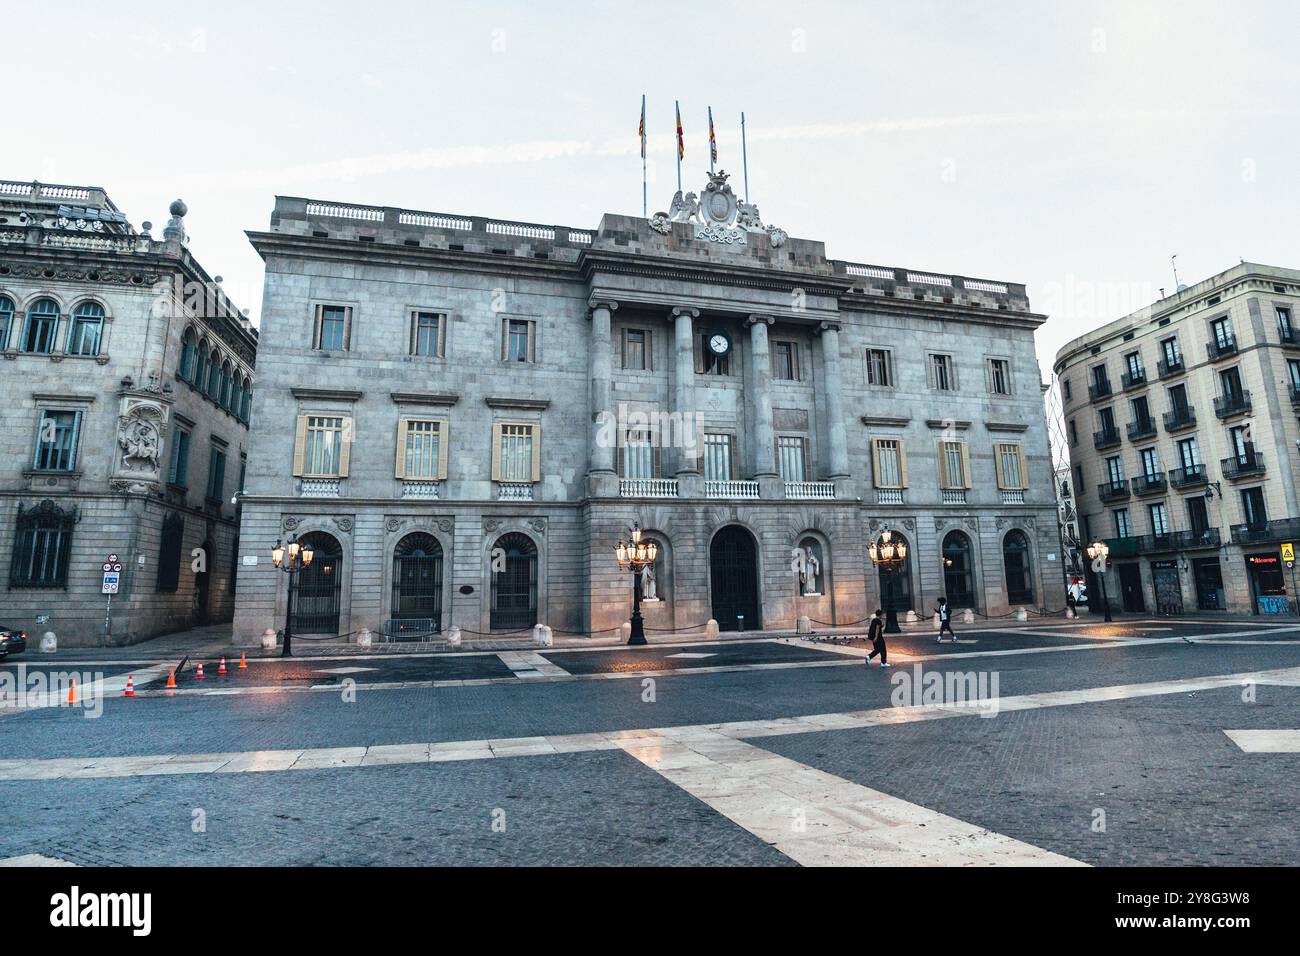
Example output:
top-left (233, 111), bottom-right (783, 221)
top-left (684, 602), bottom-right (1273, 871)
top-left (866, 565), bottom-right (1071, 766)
top-left (866, 609), bottom-right (890, 667)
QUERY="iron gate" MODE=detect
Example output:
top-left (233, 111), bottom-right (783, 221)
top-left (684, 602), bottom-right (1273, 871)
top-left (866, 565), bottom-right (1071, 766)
top-left (291, 532), bottom-right (342, 634)
top-left (391, 532), bottom-right (443, 632)
top-left (490, 533), bottom-right (537, 631)
top-left (710, 525), bottom-right (760, 631)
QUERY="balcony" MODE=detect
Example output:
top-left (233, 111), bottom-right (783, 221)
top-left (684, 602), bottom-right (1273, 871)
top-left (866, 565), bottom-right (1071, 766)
top-left (785, 480), bottom-right (835, 500)
top-left (1126, 417), bottom-right (1157, 442)
top-left (1290, 382), bottom-right (1300, 407)
top-left (1168, 464), bottom-right (1209, 489)
top-left (619, 478), bottom-right (679, 498)
top-left (400, 480), bottom-right (440, 500)
top-left (1131, 473), bottom-right (1167, 496)
top-left (1231, 517), bottom-right (1300, 545)
top-left (875, 488), bottom-right (905, 505)
top-left (1206, 337), bottom-right (1238, 361)
top-left (1280, 326), bottom-right (1299, 347)
top-left (1088, 380), bottom-right (1113, 402)
top-left (497, 482), bottom-right (534, 501)
top-left (1221, 452), bottom-right (1265, 480)
top-left (1121, 368), bottom-right (1147, 391)
top-left (1213, 390), bottom-right (1251, 419)
top-left (299, 479), bottom-right (341, 498)
top-left (705, 480), bottom-right (760, 499)
top-left (1001, 489), bottom-right (1026, 505)
top-left (1162, 406), bottom-right (1196, 432)
top-left (1174, 528), bottom-right (1221, 550)
top-left (1157, 356), bottom-right (1185, 379)
top-left (1093, 427), bottom-right (1121, 450)
top-left (1097, 480), bottom-right (1131, 503)
top-left (941, 489), bottom-right (967, 505)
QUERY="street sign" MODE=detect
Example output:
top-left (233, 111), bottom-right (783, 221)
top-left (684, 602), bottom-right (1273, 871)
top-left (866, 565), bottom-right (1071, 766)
top-left (101, 571), bottom-right (120, 595)
top-left (1282, 542), bottom-right (1295, 563)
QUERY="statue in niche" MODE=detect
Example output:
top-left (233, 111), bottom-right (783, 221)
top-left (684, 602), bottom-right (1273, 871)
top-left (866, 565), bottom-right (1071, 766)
top-left (641, 562), bottom-right (659, 602)
top-left (799, 545), bottom-right (822, 596)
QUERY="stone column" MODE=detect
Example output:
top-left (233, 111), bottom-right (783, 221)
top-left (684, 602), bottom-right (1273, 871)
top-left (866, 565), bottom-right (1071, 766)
top-left (817, 322), bottom-right (850, 480)
top-left (746, 315), bottom-right (779, 496)
top-left (587, 299), bottom-right (617, 497)
top-left (671, 307), bottom-right (701, 494)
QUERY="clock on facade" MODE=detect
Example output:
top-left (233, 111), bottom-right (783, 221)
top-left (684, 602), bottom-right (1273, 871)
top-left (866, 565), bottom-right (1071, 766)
top-left (708, 332), bottom-right (731, 356)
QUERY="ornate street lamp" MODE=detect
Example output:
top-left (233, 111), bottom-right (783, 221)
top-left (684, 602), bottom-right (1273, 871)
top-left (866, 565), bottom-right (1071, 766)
top-left (271, 533), bottom-right (315, 657)
top-left (1085, 540), bottom-right (1113, 622)
top-left (868, 526), bottom-right (908, 634)
top-left (614, 522), bottom-right (658, 646)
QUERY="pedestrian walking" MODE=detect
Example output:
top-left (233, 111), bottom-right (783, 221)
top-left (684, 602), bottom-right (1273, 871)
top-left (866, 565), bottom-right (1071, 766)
top-left (937, 596), bottom-right (956, 643)
top-left (866, 609), bottom-right (890, 667)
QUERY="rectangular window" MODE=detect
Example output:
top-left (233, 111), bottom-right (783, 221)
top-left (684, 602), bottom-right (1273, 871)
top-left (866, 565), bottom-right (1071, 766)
top-left (1220, 366), bottom-right (1244, 399)
top-left (503, 319), bottom-right (536, 363)
top-left (994, 442), bottom-right (1026, 489)
top-left (1098, 406), bottom-right (1116, 432)
top-left (1106, 455), bottom-right (1124, 484)
top-left (67, 310), bottom-right (103, 356)
top-left (620, 429), bottom-right (655, 480)
top-left (872, 438), bottom-right (906, 488)
top-left (168, 425), bottom-right (191, 487)
top-left (1210, 317), bottom-right (1233, 348)
top-left (1149, 502), bottom-right (1170, 536)
top-left (1288, 359), bottom-right (1300, 390)
top-left (622, 329), bottom-right (649, 370)
top-left (937, 439), bottom-right (970, 489)
top-left (776, 435), bottom-right (808, 482)
top-left (1062, 378), bottom-right (1072, 401)
top-left (410, 311), bottom-right (445, 357)
top-left (1161, 336), bottom-right (1181, 366)
top-left (33, 410), bottom-right (81, 472)
top-left (866, 348), bottom-right (893, 387)
top-left (1241, 487), bottom-right (1267, 528)
top-left (293, 415), bottom-right (349, 477)
top-left (10, 507), bottom-right (74, 588)
top-left (703, 433), bottom-right (734, 482)
top-left (929, 354), bottom-right (955, 391)
top-left (206, 446), bottom-right (227, 501)
top-left (1068, 419), bottom-right (1078, 446)
top-left (314, 305), bottom-right (351, 351)
top-left (493, 423), bottom-right (538, 483)
top-left (1278, 306), bottom-right (1294, 338)
top-left (1092, 364), bottom-right (1110, 390)
top-left (395, 418), bottom-right (447, 480)
top-left (988, 358), bottom-right (1011, 395)
top-left (1114, 509), bottom-right (1131, 538)
top-left (1140, 447), bottom-right (1160, 479)
top-left (1187, 496), bottom-right (1210, 535)
top-left (1125, 351), bottom-right (1144, 379)
top-left (772, 341), bottom-right (798, 381)
top-left (1177, 437), bottom-right (1201, 470)
top-left (1168, 382), bottom-right (1190, 413)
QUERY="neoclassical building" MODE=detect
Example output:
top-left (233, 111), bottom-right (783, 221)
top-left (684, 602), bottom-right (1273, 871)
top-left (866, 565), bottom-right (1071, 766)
top-left (0, 181), bottom-right (256, 645)
top-left (233, 172), bottom-right (1062, 643)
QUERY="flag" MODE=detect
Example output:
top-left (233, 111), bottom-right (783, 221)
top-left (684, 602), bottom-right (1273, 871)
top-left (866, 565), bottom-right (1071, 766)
top-left (638, 95), bottom-right (646, 159)
top-left (676, 102), bottom-right (684, 161)
top-left (708, 106), bottom-right (717, 164)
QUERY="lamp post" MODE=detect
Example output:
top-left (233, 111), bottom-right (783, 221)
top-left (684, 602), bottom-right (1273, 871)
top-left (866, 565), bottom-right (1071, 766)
top-left (614, 522), bottom-right (658, 646)
top-left (868, 526), bottom-right (908, 634)
top-left (1086, 540), bottom-right (1112, 622)
top-left (271, 533), bottom-right (315, 657)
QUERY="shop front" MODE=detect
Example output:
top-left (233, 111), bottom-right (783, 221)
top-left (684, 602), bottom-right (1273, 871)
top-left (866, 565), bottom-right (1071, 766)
top-left (1245, 552), bottom-right (1289, 616)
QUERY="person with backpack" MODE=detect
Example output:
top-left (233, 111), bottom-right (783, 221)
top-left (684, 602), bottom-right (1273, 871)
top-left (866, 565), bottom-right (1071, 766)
top-left (866, 609), bottom-right (890, 667)
top-left (936, 596), bottom-right (956, 643)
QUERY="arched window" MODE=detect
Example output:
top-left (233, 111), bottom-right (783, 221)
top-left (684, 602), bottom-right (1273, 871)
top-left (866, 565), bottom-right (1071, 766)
top-left (1003, 529), bottom-right (1034, 605)
top-left (206, 349), bottom-right (222, 400)
top-left (240, 377), bottom-right (252, 423)
top-left (220, 361), bottom-right (233, 409)
top-left (230, 374), bottom-right (243, 419)
top-left (179, 327), bottom-right (197, 381)
top-left (193, 339), bottom-right (209, 389)
top-left (797, 536), bottom-right (826, 596)
top-left (10, 499), bottom-right (76, 588)
top-left (391, 532), bottom-right (444, 630)
top-left (0, 295), bottom-right (14, 350)
top-left (942, 530), bottom-right (976, 609)
top-left (22, 298), bottom-right (60, 354)
top-left (291, 532), bottom-right (343, 634)
top-left (490, 533), bottom-right (538, 631)
top-left (66, 301), bottom-right (105, 356)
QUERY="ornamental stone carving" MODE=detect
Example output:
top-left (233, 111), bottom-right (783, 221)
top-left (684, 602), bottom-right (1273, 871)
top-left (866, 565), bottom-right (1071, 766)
top-left (649, 169), bottom-right (786, 248)
top-left (336, 517), bottom-right (354, 533)
top-left (283, 516), bottom-right (299, 531)
top-left (111, 386), bottom-right (172, 495)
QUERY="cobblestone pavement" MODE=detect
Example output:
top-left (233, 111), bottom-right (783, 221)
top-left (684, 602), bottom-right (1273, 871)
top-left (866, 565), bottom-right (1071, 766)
top-left (2, 619), bottom-right (1299, 865)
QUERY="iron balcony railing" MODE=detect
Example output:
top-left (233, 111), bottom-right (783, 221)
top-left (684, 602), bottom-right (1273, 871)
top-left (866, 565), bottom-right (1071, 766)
top-left (1094, 428), bottom-right (1122, 450)
top-left (1157, 356), bottom-right (1185, 379)
top-left (1207, 337), bottom-right (1238, 361)
top-left (1126, 417), bottom-right (1157, 442)
top-left (1231, 517), bottom-right (1300, 545)
top-left (1098, 480), bottom-right (1131, 503)
top-left (1088, 380), bottom-right (1113, 402)
top-left (1221, 452), bottom-right (1265, 479)
top-left (1135, 528), bottom-right (1221, 553)
top-left (1163, 405), bottom-right (1196, 431)
top-left (1280, 326), bottom-right (1298, 346)
top-left (1131, 473), bottom-right (1167, 495)
top-left (1168, 464), bottom-right (1209, 489)
top-left (1121, 368), bottom-right (1148, 390)
top-left (1213, 390), bottom-right (1251, 419)
top-left (1290, 382), bottom-right (1300, 406)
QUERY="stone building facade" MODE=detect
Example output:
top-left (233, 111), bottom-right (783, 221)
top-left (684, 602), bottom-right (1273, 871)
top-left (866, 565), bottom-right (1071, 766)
top-left (1054, 262), bottom-right (1300, 616)
top-left (0, 181), bottom-right (256, 645)
top-left (233, 172), bottom-right (1063, 644)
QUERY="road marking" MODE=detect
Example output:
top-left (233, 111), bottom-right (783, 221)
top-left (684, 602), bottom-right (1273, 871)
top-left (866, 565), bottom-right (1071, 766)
top-left (666, 652), bottom-right (716, 659)
top-left (0, 662), bottom-right (173, 711)
top-left (4, 665), bottom-right (1297, 782)
top-left (316, 666), bottom-right (377, 675)
top-left (0, 853), bottom-right (78, 867)
top-left (617, 730), bottom-right (1083, 866)
top-left (497, 651), bottom-right (570, 679)
top-left (1223, 730), bottom-right (1300, 752)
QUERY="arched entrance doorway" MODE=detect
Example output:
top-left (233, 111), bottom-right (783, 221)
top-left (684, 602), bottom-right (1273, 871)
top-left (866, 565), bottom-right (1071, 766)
top-left (490, 533), bottom-right (538, 631)
top-left (1002, 530), bottom-right (1034, 605)
top-left (942, 530), bottom-right (976, 608)
top-left (873, 530), bottom-right (914, 615)
top-left (292, 531), bottom-right (343, 634)
top-left (710, 525), bottom-right (760, 631)
top-left (391, 532), bottom-right (444, 631)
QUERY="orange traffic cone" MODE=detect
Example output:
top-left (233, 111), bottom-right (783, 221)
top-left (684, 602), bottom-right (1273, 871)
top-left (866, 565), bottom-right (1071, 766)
top-left (67, 679), bottom-right (78, 705)
top-left (218, 657), bottom-right (228, 676)
top-left (238, 653), bottom-right (247, 670)
top-left (166, 669), bottom-right (177, 689)
top-left (124, 675), bottom-right (135, 697)
top-left (195, 662), bottom-right (206, 680)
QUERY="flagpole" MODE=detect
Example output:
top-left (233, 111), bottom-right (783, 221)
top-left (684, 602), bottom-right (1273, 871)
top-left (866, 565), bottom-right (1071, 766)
top-left (741, 111), bottom-right (750, 201)
top-left (641, 94), bottom-right (647, 217)
top-left (675, 99), bottom-right (683, 192)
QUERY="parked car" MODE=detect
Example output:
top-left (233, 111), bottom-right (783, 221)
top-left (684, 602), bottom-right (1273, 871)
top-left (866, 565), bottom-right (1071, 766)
top-left (0, 624), bottom-right (28, 659)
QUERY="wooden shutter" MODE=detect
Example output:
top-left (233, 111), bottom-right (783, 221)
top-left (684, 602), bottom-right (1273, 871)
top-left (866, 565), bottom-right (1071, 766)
top-left (994, 443), bottom-right (1007, 489)
top-left (337, 417), bottom-right (352, 477)
top-left (527, 320), bottom-right (537, 363)
top-left (960, 442), bottom-right (972, 489)
top-left (898, 441), bottom-right (909, 488)
top-left (342, 307), bottom-right (352, 351)
top-left (1015, 445), bottom-right (1028, 489)
top-left (529, 423), bottom-right (541, 482)
top-left (490, 423), bottom-right (503, 480)
top-left (292, 416), bottom-right (308, 476)
top-left (500, 319), bottom-right (508, 361)
top-left (936, 440), bottom-right (949, 490)
top-left (646, 330), bottom-right (654, 371)
top-left (693, 333), bottom-right (704, 373)
top-left (926, 356), bottom-right (936, 389)
top-left (394, 419), bottom-right (409, 478)
top-left (436, 418), bottom-right (450, 479)
top-left (871, 439), bottom-right (882, 487)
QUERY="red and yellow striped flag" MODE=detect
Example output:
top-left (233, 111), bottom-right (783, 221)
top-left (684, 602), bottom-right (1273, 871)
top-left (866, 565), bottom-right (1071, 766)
top-left (638, 95), bottom-right (646, 159)
top-left (676, 102), bottom-right (684, 161)
top-left (708, 106), bottom-right (717, 164)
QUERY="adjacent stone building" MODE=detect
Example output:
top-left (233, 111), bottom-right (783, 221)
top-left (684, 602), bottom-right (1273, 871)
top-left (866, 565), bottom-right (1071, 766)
top-left (233, 171), bottom-right (1063, 644)
top-left (0, 181), bottom-right (256, 645)
top-left (1054, 262), bottom-right (1300, 616)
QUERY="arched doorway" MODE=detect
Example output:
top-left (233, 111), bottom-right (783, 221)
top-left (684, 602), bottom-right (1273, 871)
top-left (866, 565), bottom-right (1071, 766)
top-left (710, 525), bottom-right (760, 631)
top-left (490, 533), bottom-right (537, 631)
top-left (873, 531), bottom-right (914, 614)
top-left (942, 530), bottom-right (976, 608)
top-left (391, 532), bottom-right (444, 631)
top-left (292, 531), bottom-right (343, 634)
top-left (1003, 530), bottom-right (1034, 605)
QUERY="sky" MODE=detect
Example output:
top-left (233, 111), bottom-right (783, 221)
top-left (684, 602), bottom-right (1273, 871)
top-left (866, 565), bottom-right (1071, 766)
top-left (11, 0), bottom-right (1299, 381)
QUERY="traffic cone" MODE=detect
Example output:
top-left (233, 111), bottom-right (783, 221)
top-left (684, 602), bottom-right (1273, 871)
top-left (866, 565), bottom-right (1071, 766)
top-left (67, 679), bottom-right (78, 705)
top-left (124, 675), bottom-right (135, 697)
top-left (218, 657), bottom-right (228, 676)
top-left (238, 653), bottom-right (247, 670)
top-left (195, 662), bottom-right (205, 680)
top-left (166, 669), bottom-right (177, 689)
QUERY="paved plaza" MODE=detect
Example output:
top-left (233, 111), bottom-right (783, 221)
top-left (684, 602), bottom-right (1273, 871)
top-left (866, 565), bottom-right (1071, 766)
top-left (3, 618), bottom-right (1299, 866)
